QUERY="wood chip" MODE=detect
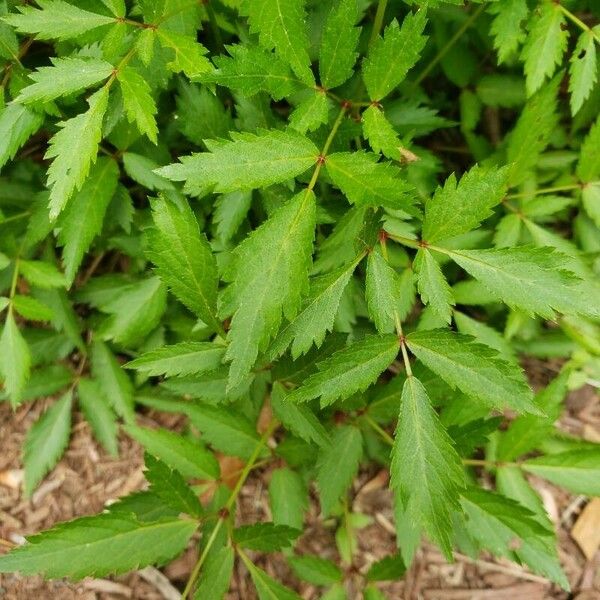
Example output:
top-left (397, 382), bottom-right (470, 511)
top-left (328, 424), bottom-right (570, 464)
top-left (423, 582), bottom-right (547, 599)
top-left (0, 469), bottom-right (23, 489)
top-left (83, 578), bottom-right (133, 597)
top-left (571, 498), bottom-right (600, 560)
top-left (138, 566), bottom-right (181, 600)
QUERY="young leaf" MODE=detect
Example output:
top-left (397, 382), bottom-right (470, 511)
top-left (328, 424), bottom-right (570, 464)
top-left (0, 104), bottom-right (43, 170)
top-left (23, 391), bottom-right (72, 497)
top-left (319, 0), bottom-right (360, 90)
top-left (222, 190), bottom-right (316, 388)
top-left (406, 329), bottom-right (536, 414)
top-left (362, 105), bottom-right (405, 161)
top-left (289, 555), bottom-right (342, 586)
top-left (144, 454), bottom-right (203, 517)
top-left (57, 158), bottom-right (119, 284)
top-left (125, 425), bottom-right (219, 480)
top-left (422, 165), bottom-right (508, 243)
top-left (316, 426), bottom-right (362, 516)
top-left (489, 0), bottom-right (529, 64)
top-left (391, 376), bottom-right (464, 558)
top-left (126, 342), bottom-right (225, 377)
top-left (157, 130), bottom-right (318, 196)
top-left (242, 555), bottom-right (303, 600)
top-left (4, 0), bottom-right (114, 40)
top-left (19, 260), bottom-right (66, 289)
top-left (78, 378), bottom-right (119, 457)
top-left (16, 57), bottom-right (113, 104)
top-left (11, 295), bottom-right (54, 322)
top-left (577, 116), bottom-right (600, 183)
top-left (414, 249), bottom-right (454, 324)
top-left (366, 552), bottom-right (406, 582)
top-left (194, 545), bottom-right (234, 600)
top-left (45, 86), bottom-right (109, 219)
top-left (363, 10), bottom-right (427, 101)
top-left (0, 311), bottom-right (31, 405)
top-left (366, 249), bottom-right (404, 333)
top-left (289, 91), bottom-right (330, 134)
top-left (234, 523), bottom-right (300, 551)
top-left (522, 450), bottom-right (600, 495)
top-left (117, 66), bottom-right (158, 144)
top-left (147, 195), bottom-right (222, 333)
top-left (0, 513), bottom-right (197, 579)
top-left (155, 29), bottom-right (211, 78)
top-left (269, 467), bottom-right (309, 530)
top-left (520, 1), bottom-right (568, 95)
top-left (287, 334), bottom-right (400, 407)
top-left (569, 31), bottom-right (597, 115)
top-left (240, 0), bottom-right (314, 85)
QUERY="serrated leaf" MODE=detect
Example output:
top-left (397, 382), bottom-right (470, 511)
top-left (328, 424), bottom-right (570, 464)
top-left (569, 31), bottom-right (597, 115)
top-left (11, 295), bottom-right (53, 321)
top-left (270, 258), bottom-right (359, 359)
top-left (243, 556), bottom-right (303, 600)
top-left (0, 104), bottom-right (44, 170)
top-left (0, 311), bottom-right (31, 406)
top-left (520, 1), bottom-right (567, 95)
top-left (144, 453), bottom-right (203, 517)
top-left (362, 105), bottom-right (405, 161)
top-left (158, 129), bottom-right (318, 196)
top-left (156, 29), bottom-right (211, 78)
top-left (108, 490), bottom-right (178, 522)
top-left (194, 545), bottom-right (234, 600)
top-left (78, 378), bottom-right (118, 457)
top-left (446, 245), bottom-right (594, 319)
top-left (316, 426), bottom-right (362, 516)
top-left (391, 376), bottom-right (463, 558)
top-left (117, 66), bottom-right (158, 144)
top-left (57, 158), bottom-right (119, 284)
top-left (422, 165), bottom-right (508, 243)
top-left (522, 450), bottom-right (600, 495)
top-left (489, 0), bottom-right (529, 64)
top-left (582, 183), bottom-right (600, 228)
top-left (325, 152), bottom-right (417, 214)
top-left (201, 44), bottom-right (299, 100)
top-left (319, 0), bottom-right (360, 89)
top-left (16, 57), bottom-right (113, 104)
top-left (289, 555), bottom-right (342, 586)
top-left (366, 249), bottom-right (404, 333)
top-left (147, 195), bottom-right (222, 333)
top-left (234, 523), bottom-right (300, 551)
top-left (19, 260), bottom-right (66, 289)
top-left (414, 249), bottom-right (454, 324)
top-left (454, 310), bottom-right (516, 362)
top-left (366, 552), bottom-right (406, 581)
top-left (222, 190), bottom-right (316, 388)
top-left (0, 513), bottom-right (197, 579)
top-left (269, 467), bottom-right (309, 530)
top-left (577, 116), bottom-right (600, 182)
top-left (4, 0), bottom-right (114, 40)
top-left (289, 91), bottom-right (330, 134)
top-left (406, 329), bottom-right (536, 413)
top-left (240, 0), bottom-right (314, 85)
top-left (363, 10), bottom-right (427, 101)
top-left (24, 391), bottom-right (72, 497)
top-left (45, 85), bottom-right (109, 219)
top-left (287, 334), bottom-right (399, 407)
top-left (125, 425), bottom-right (219, 480)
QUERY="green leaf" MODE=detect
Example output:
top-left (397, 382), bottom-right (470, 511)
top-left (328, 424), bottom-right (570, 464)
top-left (270, 258), bottom-right (360, 359)
top-left (23, 391), bottom-right (72, 497)
top-left (406, 329), bottom-right (536, 414)
top-left (0, 513), bottom-right (197, 579)
top-left (522, 450), bottom-right (600, 495)
top-left (498, 371), bottom-right (568, 461)
top-left (319, 0), bottom-right (360, 90)
top-left (4, 0), bottom-right (114, 40)
top-left (156, 29), bottom-right (211, 78)
top-left (287, 334), bottom-right (399, 407)
top-left (422, 165), bottom-right (508, 243)
top-left (147, 195), bottom-right (221, 333)
top-left (270, 383), bottom-right (330, 447)
top-left (16, 57), bottom-right (113, 104)
top-left (201, 44), bottom-right (298, 101)
top-left (91, 340), bottom-right (135, 423)
top-left (117, 66), bottom-right (158, 144)
top-left (362, 105), bottom-right (404, 161)
top-left (269, 467), bottom-right (309, 530)
top-left (57, 157), bottom-right (119, 284)
top-left (240, 0), bottom-right (314, 85)
top-left (125, 424), bottom-right (219, 479)
top-left (19, 260), bottom-right (66, 289)
top-left (569, 31), bottom-right (597, 115)
top-left (489, 0), bottom-right (529, 64)
top-left (78, 378), bottom-right (118, 457)
top-left (414, 249), bottom-right (454, 324)
top-left (158, 129), bottom-right (318, 196)
top-left (520, 1), bottom-right (568, 95)
top-left (289, 555), bottom-right (342, 586)
top-left (234, 523), bottom-right (300, 551)
top-left (143, 453), bottom-right (203, 517)
top-left (194, 545), bottom-right (234, 600)
top-left (222, 190), bottom-right (316, 388)
top-left (243, 556), bottom-right (303, 600)
top-left (577, 116), bottom-right (600, 182)
top-left (289, 91), bottom-right (330, 134)
top-left (366, 552), bottom-right (406, 581)
top-left (0, 104), bottom-right (44, 170)
top-left (45, 86), bottom-right (109, 219)
top-left (11, 295), bottom-right (54, 322)
top-left (362, 10), bottom-right (427, 101)
top-left (316, 426), bottom-right (362, 516)
top-left (391, 376), bottom-right (464, 558)
top-left (446, 245), bottom-right (595, 319)
top-left (325, 152), bottom-right (417, 214)
top-left (366, 249), bottom-right (404, 333)
top-left (0, 311), bottom-right (31, 405)
top-left (582, 183), bottom-right (600, 228)
top-left (454, 310), bottom-right (516, 362)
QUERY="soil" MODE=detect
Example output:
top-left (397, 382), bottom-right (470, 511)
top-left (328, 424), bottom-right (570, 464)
top-left (1, 361), bottom-right (599, 600)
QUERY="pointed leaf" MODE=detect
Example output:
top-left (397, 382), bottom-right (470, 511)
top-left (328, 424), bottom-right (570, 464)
top-left (117, 66), bottom-right (158, 144)
top-left (78, 378), bottom-right (118, 457)
top-left (0, 311), bottom-right (31, 405)
top-left (414, 249), bottom-right (454, 324)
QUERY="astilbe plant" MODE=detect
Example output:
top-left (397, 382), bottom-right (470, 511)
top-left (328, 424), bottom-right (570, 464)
top-left (0, 0), bottom-right (600, 597)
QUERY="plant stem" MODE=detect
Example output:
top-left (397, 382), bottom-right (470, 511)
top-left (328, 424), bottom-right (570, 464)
top-left (505, 182), bottom-right (585, 199)
top-left (0, 211), bottom-right (30, 226)
top-left (413, 3), bottom-right (486, 87)
top-left (559, 5), bottom-right (600, 44)
top-left (181, 420), bottom-right (277, 599)
top-left (308, 105), bottom-right (347, 190)
top-left (369, 0), bottom-right (389, 47)
top-left (363, 414), bottom-right (394, 445)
